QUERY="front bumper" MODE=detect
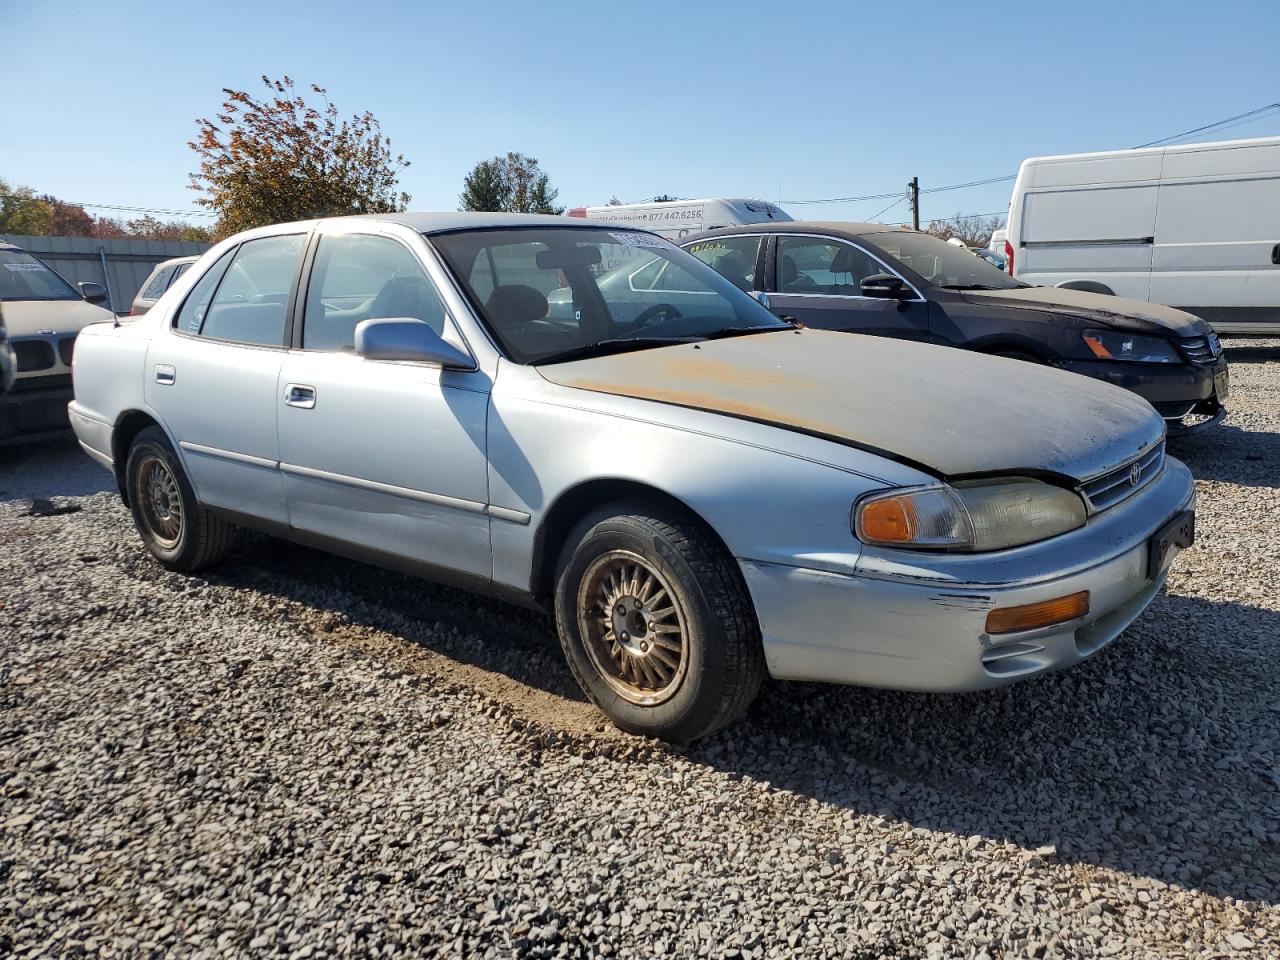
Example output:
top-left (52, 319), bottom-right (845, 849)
top-left (0, 374), bottom-right (73, 441)
top-left (1057, 356), bottom-right (1228, 425)
top-left (740, 455), bottom-right (1196, 692)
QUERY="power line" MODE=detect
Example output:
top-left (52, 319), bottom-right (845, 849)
top-left (1134, 102), bottom-right (1280, 148)
top-left (0, 194), bottom-right (216, 219)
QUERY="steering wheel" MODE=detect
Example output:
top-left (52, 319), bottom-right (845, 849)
top-left (630, 302), bottom-right (683, 330)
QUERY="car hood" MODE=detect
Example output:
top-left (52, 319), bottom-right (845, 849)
top-left (2, 298), bottom-right (115, 337)
top-left (960, 286), bottom-right (1210, 336)
top-left (538, 330), bottom-right (1163, 481)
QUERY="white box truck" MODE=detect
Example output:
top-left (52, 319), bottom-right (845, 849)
top-left (1003, 136), bottom-right (1280, 334)
top-left (567, 198), bottom-right (792, 240)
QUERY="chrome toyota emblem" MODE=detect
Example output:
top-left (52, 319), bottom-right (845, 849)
top-left (1130, 463), bottom-right (1143, 486)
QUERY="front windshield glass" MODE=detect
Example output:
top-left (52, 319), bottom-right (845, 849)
top-left (0, 249), bottom-right (79, 301)
top-left (861, 231), bottom-right (1021, 290)
top-left (430, 227), bottom-right (785, 364)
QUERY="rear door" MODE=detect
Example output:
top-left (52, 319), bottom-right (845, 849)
top-left (764, 234), bottom-right (931, 338)
top-left (145, 233), bottom-right (306, 525)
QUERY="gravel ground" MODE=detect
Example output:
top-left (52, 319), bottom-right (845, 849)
top-left (2, 343), bottom-right (1279, 959)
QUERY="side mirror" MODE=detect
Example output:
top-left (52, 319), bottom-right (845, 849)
top-left (354, 318), bottom-right (474, 368)
top-left (79, 281), bottom-right (108, 305)
top-left (860, 273), bottom-right (912, 300)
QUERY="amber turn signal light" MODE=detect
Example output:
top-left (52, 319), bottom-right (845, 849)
top-left (985, 591), bottom-right (1090, 635)
top-left (858, 496), bottom-right (916, 543)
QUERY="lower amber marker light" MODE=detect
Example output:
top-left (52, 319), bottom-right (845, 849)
top-left (985, 591), bottom-right (1090, 635)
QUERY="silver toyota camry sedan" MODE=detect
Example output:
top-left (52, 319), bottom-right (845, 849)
top-left (68, 213), bottom-right (1196, 741)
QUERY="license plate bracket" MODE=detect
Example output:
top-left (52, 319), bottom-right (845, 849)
top-left (1148, 510), bottom-right (1195, 579)
top-left (1214, 367), bottom-right (1230, 401)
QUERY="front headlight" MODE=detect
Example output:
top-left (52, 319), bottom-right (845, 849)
top-left (854, 479), bottom-right (1087, 552)
top-left (1082, 329), bottom-right (1179, 363)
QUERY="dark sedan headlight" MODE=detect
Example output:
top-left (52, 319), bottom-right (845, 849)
top-left (1082, 330), bottom-right (1180, 363)
top-left (854, 479), bottom-right (1087, 552)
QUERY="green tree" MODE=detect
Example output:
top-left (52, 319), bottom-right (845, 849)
top-left (0, 178), bottom-right (53, 235)
top-left (189, 75), bottom-right (410, 236)
top-left (458, 152), bottom-right (563, 214)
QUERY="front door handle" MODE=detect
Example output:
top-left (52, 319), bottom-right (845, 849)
top-left (284, 383), bottom-right (316, 409)
top-left (154, 364), bottom-right (176, 385)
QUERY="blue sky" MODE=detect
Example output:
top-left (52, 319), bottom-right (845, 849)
top-left (3, 0), bottom-right (1278, 227)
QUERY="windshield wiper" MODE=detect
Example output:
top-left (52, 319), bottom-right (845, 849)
top-left (939, 283), bottom-right (1001, 291)
top-left (532, 336), bottom-right (702, 366)
top-left (699, 322), bottom-right (795, 339)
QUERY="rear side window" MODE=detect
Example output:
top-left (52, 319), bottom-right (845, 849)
top-left (140, 266), bottom-right (176, 300)
top-left (198, 235), bottom-right (304, 346)
top-left (302, 234), bottom-right (446, 352)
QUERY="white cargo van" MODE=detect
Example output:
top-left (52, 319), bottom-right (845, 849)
top-left (1004, 136), bottom-right (1280, 334)
top-left (567, 198), bottom-right (792, 240)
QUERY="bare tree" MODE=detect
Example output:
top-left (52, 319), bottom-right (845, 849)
top-left (925, 211), bottom-right (1005, 247)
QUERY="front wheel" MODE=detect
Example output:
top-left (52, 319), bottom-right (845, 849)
top-left (125, 426), bottom-right (235, 572)
top-left (554, 504), bottom-right (765, 741)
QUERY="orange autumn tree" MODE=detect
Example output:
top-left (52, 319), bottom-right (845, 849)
top-left (189, 75), bottom-right (410, 237)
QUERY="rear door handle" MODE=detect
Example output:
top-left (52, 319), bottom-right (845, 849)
top-left (1271, 243), bottom-right (1280, 265)
top-left (154, 364), bottom-right (176, 385)
top-left (284, 383), bottom-right (316, 409)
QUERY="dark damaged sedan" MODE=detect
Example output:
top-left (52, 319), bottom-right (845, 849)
top-left (676, 222), bottom-right (1229, 430)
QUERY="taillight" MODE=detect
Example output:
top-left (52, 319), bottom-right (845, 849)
top-left (1003, 240), bottom-right (1014, 276)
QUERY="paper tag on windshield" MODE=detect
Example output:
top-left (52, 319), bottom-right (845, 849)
top-left (609, 232), bottom-right (669, 248)
top-left (4, 262), bottom-right (48, 272)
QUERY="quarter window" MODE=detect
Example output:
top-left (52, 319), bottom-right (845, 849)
top-left (197, 235), bottom-right (304, 346)
top-left (777, 237), bottom-right (884, 295)
top-left (174, 248), bottom-right (235, 335)
top-left (684, 236), bottom-right (761, 291)
top-left (303, 234), bottom-right (447, 352)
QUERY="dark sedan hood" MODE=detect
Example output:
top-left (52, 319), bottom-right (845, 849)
top-left (539, 330), bottom-right (1163, 482)
top-left (960, 286), bottom-right (1211, 337)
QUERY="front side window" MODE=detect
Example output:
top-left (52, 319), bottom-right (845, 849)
top-left (776, 237), bottom-right (884, 295)
top-left (432, 227), bottom-right (784, 364)
top-left (862, 230), bottom-right (1021, 290)
top-left (197, 235), bottom-right (304, 346)
top-left (303, 234), bottom-right (447, 351)
top-left (0, 249), bottom-right (79, 302)
top-left (684, 236), bottom-right (762, 291)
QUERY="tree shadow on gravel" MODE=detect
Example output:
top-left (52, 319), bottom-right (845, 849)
top-left (1168, 426), bottom-right (1280, 490)
top-left (211, 535), bottom-right (1279, 906)
top-left (0, 434), bottom-right (111, 503)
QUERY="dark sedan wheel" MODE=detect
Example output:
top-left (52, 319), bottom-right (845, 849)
top-left (125, 426), bottom-right (235, 572)
top-left (554, 503), bottom-right (765, 741)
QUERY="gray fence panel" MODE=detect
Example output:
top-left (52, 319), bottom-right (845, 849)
top-left (0, 234), bottom-right (212, 315)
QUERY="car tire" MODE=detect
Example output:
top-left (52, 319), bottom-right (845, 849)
top-left (553, 502), bottom-right (766, 742)
top-left (125, 426), bottom-right (235, 572)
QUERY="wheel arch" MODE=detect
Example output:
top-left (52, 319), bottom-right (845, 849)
top-left (111, 409), bottom-right (166, 505)
top-left (530, 477), bottom-right (739, 606)
top-left (1057, 279), bottom-right (1115, 296)
top-left (966, 334), bottom-right (1053, 363)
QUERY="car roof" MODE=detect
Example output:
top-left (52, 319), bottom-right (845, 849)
top-left (684, 221), bottom-right (914, 241)
top-left (357, 211), bottom-right (607, 234)
top-left (155, 255), bottom-right (200, 268)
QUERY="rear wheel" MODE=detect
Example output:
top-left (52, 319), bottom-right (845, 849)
top-left (554, 503), bottom-right (765, 741)
top-left (125, 426), bottom-right (235, 572)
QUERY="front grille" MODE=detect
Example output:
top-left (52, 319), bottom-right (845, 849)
top-left (1080, 441), bottom-right (1165, 512)
top-left (1180, 334), bottom-right (1221, 364)
top-left (58, 336), bottom-right (76, 366)
top-left (13, 339), bottom-right (55, 372)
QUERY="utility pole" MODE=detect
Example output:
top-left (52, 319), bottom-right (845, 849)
top-left (908, 176), bottom-right (920, 231)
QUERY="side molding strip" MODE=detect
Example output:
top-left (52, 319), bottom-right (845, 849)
top-left (179, 441), bottom-right (278, 469)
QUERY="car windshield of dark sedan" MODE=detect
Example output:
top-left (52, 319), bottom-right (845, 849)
top-left (431, 227), bottom-right (786, 364)
top-left (862, 231), bottom-right (1022, 290)
top-left (0, 249), bottom-right (80, 301)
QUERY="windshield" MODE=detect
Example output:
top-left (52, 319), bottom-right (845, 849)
top-left (0, 249), bottom-right (79, 301)
top-left (430, 227), bottom-right (784, 364)
top-left (861, 231), bottom-right (1021, 290)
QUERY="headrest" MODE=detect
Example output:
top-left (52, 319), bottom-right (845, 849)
top-left (486, 284), bottom-right (549, 326)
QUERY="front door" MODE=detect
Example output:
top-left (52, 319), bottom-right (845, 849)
top-left (276, 230), bottom-right (491, 579)
top-left (766, 235), bottom-right (931, 339)
top-left (145, 233), bottom-right (307, 525)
